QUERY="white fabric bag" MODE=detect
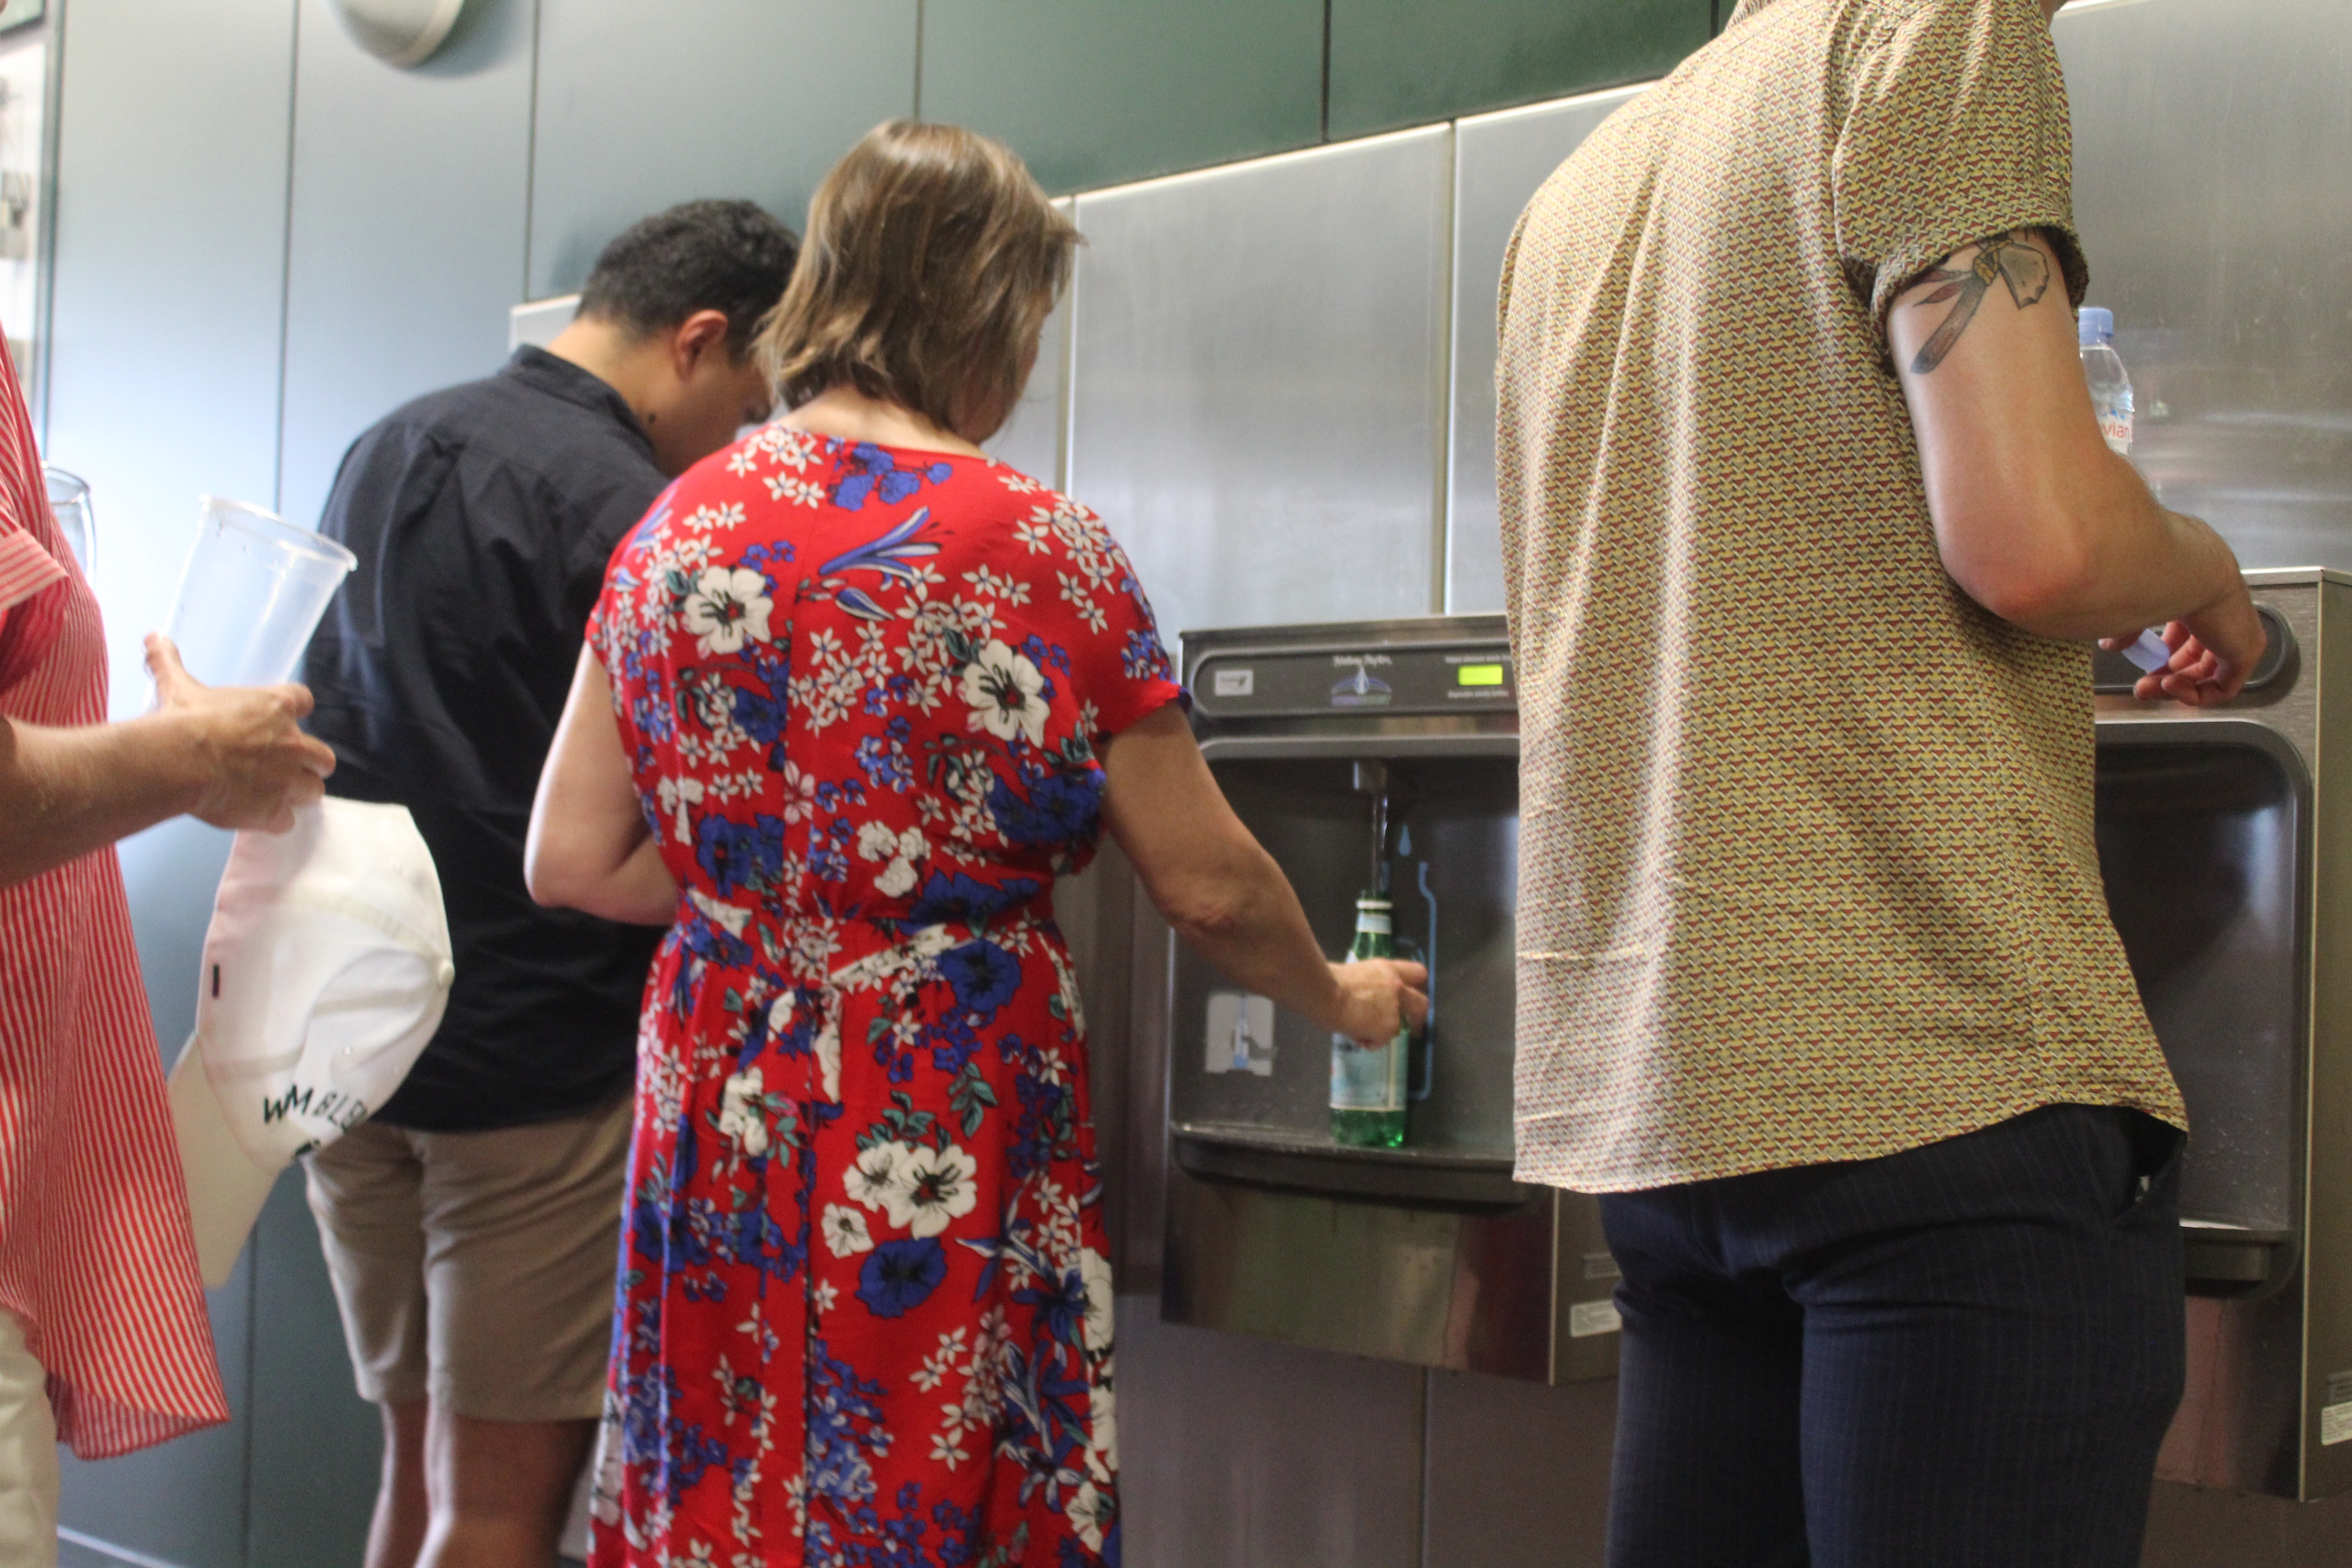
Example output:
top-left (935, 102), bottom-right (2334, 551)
top-left (167, 798), bottom-right (455, 1287)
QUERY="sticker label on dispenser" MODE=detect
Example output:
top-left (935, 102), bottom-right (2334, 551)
top-left (2323, 1402), bottom-right (2352, 1447)
top-left (1212, 668), bottom-right (1254, 697)
top-left (1568, 1300), bottom-right (1623, 1338)
top-left (1204, 993), bottom-right (1275, 1077)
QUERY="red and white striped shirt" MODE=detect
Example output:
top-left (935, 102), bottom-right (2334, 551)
top-left (0, 337), bottom-right (228, 1456)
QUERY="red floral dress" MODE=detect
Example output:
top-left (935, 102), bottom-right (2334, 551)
top-left (586, 430), bottom-right (1182, 1568)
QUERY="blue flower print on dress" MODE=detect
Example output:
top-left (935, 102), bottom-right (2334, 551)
top-left (910, 868), bottom-right (1045, 927)
top-left (940, 940), bottom-right (1021, 1022)
top-left (695, 814), bottom-right (784, 897)
top-left (816, 507), bottom-right (943, 621)
top-left (989, 767), bottom-right (1103, 849)
top-left (857, 1237), bottom-right (948, 1318)
top-left (833, 441), bottom-right (955, 512)
top-left (1121, 625), bottom-right (1167, 681)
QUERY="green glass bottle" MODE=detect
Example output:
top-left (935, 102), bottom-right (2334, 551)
top-left (1331, 896), bottom-right (1409, 1148)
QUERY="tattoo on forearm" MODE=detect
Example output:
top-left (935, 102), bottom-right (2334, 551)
top-left (1906, 230), bottom-right (2052, 373)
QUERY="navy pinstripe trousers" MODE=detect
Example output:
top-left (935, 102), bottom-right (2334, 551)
top-left (1599, 1104), bottom-right (2186, 1568)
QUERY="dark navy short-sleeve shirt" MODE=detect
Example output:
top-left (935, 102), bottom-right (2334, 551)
top-left (304, 346), bottom-right (668, 1131)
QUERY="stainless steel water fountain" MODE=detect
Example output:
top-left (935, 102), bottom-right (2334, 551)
top-left (1148, 614), bottom-right (1622, 1383)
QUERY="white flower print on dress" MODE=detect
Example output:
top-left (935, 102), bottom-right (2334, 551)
top-left (656, 775), bottom-right (706, 843)
top-left (682, 566), bottom-right (774, 657)
top-left (1080, 1248), bottom-right (1115, 1355)
top-left (959, 640), bottom-right (1048, 748)
top-left (1065, 1480), bottom-right (1111, 1553)
top-left (855, 822), bottom-right (928, 899)
top-left (765, 473), bottom-right (825, 507)
top-left (872, 854), bottom-right (919, 898)
top-left (845, 1142), bottom-right (908, 1212)
top-left (779, 762), bottom-right (818, 823)
top-left (1088, 1383), bottom-right (1117, 1476)
top-left (883, 1142), bottom-right (980, 1239)
top-left (819, 1204), bottom-right (874, 1258)
top-left (687, 887), bottom-right (750, 937)
top-left (716, 1068), bottom-right (769, 1157)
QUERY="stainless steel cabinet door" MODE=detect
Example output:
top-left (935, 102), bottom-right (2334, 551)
top-left (1446, 86), bottom-right (1646, 615)
top-left (2055, 0), bottom-right (2352, 572)
top-left (1070, 127), bottom-right (1455, 642)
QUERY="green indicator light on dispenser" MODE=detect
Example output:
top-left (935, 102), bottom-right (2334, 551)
top-left (1456, 664), bottom-right (1506, 687)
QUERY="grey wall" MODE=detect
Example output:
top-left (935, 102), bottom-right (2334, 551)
top-left (277, 0), bottom-right (537, 534)
top-left (526, 0), bottom-right (915, 298)
top-left (44, 0), bottom-right (293, 1560)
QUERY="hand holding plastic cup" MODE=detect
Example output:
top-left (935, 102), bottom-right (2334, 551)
top-left (156, 496), bottom-right (356, 698)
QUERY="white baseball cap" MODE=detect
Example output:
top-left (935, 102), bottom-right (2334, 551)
top-left (167, 798), bottom-right (456, 1287)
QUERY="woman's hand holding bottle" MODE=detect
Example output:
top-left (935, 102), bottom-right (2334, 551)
top-left (1329, 959), bottom-right (1429, 1050)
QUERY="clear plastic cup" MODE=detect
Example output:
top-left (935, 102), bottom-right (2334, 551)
top-left (42, 467), bottom-right (95, 574)
top-left (159, 496), bottom-right (356, 691)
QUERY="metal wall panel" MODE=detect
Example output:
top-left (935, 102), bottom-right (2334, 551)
top-left (1423, 1370), bottom-right (1615, 1568)
top-left (918, 0), bottom-right (1323, 196)
top-left (526, 0), bottom-right (913, 299)
top-left (1116, 1295), bottom-right (1426, 1568)
top-left (1069, 127), bottom-right (1454, 645)
top-left (43, 0), bottom-right (295, 716)
top-left (276, 0), bottom-right (537, 535)
top-left (2054, 0), bottom-right (2352, 573)
top-left (1446, 86), bottom-right (1646, 615)
top-left (44, 0), bottom-right (295, 1558)
top-left (1328, 0), bottom-right (1700, 142)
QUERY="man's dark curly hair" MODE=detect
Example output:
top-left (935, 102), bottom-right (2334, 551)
top-left (577, 199), bottom-right (800, 358)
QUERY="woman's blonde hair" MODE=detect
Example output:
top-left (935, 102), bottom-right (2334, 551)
top-left (758, 121), bottom-right (1079, 441)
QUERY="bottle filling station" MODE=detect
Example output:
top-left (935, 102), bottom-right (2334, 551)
top-left (1149, 581), bottom-right (2352, 1499)
top-left (1152, 614), bottom-right (1622, 1385)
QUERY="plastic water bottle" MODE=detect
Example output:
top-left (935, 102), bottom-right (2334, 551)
top-left (2080, 306), bottom-right (2134, 457)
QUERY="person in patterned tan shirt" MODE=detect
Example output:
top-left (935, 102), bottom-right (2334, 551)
top-left (1496, 0), bottom-right (2264, 1563)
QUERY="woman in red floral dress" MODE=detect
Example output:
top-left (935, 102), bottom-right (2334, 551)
top-left (529, 122), bottom-right (1425, 1568)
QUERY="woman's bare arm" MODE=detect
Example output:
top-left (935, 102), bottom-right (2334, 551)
top-left (1100, 704), bottom-right (1426, 1047)
top-left (526, 647), bottom-right (679, 926)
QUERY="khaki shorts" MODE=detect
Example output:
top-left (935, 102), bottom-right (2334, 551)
top-left (303, 1094), bottom-right (631, 1423)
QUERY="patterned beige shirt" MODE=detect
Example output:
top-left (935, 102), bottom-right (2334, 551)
top-left (1496, 0), bottom-right (2185, 1193)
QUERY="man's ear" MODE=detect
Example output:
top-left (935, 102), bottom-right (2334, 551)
top-left (670, 309), bottom-right (734, 378)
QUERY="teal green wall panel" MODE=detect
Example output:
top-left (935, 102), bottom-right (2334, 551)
top-left (1327, 0), bottom-right (1709, 140)
top-left (530, 0), bottom-right (916, 298)
top-left (918, 0), bottom-right (1324, 195)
